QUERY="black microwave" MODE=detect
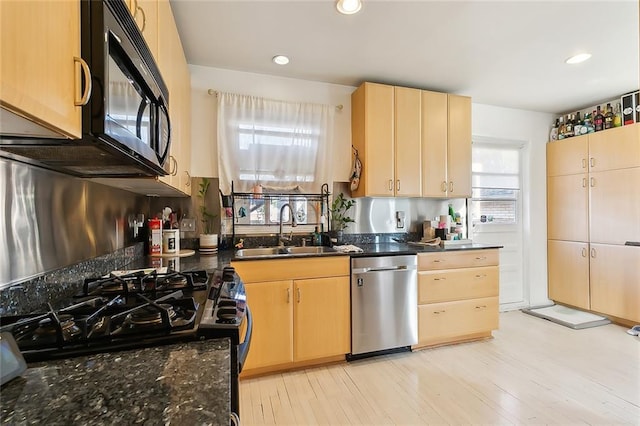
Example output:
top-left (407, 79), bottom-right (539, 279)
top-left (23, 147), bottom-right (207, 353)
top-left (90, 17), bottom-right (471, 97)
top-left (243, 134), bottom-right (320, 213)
top-left (81, 0), bottom-right (170, 176)
top-left (0, 0), bottom-right (170, 177)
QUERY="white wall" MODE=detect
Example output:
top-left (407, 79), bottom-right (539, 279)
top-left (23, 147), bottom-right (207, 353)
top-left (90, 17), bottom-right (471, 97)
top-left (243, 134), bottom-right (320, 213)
top-left (188, 64), bottom-right (555, 307)
top-left (472, 104), bottom-right (555, 307)
top-left (189, 65), bottom-right (355, 182)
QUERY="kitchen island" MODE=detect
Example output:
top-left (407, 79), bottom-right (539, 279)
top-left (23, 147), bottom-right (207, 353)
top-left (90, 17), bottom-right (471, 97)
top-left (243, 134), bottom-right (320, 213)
top-left (0, 338), bottom-right (231, 425)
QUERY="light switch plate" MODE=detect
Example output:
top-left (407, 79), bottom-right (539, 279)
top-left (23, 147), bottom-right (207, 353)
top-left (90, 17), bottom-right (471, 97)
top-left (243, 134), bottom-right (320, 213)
top-left (180, 218), bottom-right (196, 232)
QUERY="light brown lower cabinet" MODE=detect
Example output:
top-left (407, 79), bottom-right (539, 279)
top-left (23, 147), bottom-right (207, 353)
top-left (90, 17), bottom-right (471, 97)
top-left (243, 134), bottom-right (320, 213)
top-left (547, 240), bottom-right (590, 310)
top-left (415, 249), bottom-right (499, 348)
top-left (231, 257), bottom-right (350, 376)
top-left (590, 244), bottom-right (640, 323)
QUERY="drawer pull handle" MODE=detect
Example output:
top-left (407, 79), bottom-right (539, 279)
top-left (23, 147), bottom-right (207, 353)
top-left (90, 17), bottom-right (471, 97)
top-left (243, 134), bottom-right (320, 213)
top-left (475, 305), bottom-right (487, 309)
top-left (590, 157), bottom-right (595, 168)
top-left (297, 287), bottom-right (301, 303)
top-left (433, 310), bottom-right (446, 314)
top-left (475, 274), bottom-right (487, 278)
top-left (582, 158), bottom-right (586, 169)
top-left (475, 256), bottom-right (487, 260)
top-left (287, 288), bottom-right (290, 303)
top-left (433, 277), bottom-right (447, 281)
top-left (441, 181), bottom-right (447, 193)
top-left (433, 259), bottom-right (444, 263)
top-left (388, 179), bottom-right (393, 191)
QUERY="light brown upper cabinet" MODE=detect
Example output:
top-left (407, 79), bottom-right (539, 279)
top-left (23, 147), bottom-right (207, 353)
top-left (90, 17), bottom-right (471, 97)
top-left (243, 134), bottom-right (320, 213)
top-left (125, 0), bottom-right (159, 60)
top-left (157, 0), bottom-right (191, 196)
top-left (351, 82), bottom-right (421, 197)
top-left (0, 0), bottom-right (89, 139)
top-left (421, 92), bottom-right (472, 198)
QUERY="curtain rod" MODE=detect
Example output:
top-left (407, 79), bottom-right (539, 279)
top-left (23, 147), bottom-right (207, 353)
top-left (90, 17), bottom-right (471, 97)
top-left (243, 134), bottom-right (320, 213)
top-left (207, 89), bottom-right (343, 111)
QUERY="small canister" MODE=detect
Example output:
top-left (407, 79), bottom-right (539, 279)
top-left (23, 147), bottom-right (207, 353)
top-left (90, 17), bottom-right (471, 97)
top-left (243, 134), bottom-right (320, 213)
top-left (162, 229), bottom-right (179, 254)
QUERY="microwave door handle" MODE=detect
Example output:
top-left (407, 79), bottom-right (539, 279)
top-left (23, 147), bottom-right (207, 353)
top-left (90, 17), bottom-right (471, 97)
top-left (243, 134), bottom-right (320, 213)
top-left (136, 99), bottom-right (150, 140)
top-left (158, 102), bottom-right (171, 165)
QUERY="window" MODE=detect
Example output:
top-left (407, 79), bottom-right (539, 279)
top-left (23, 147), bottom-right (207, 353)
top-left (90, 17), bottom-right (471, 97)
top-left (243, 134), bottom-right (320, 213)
top-left (470, 145), bottom-right (520, 225)
top-left (217, 92), bottom-right (334, 194)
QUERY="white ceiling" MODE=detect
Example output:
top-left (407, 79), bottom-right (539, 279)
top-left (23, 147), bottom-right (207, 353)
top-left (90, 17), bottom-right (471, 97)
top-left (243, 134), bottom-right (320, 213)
top-left (171, 0), bottom-right (640, 114)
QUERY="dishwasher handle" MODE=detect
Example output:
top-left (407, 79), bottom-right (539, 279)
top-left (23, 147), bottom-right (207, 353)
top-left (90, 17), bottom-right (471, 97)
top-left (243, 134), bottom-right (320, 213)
top-left (352, 265), bottom-right (415, 274)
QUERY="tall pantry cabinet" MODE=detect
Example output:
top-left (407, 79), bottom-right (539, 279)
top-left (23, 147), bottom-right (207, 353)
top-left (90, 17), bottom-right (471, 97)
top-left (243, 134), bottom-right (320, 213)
top-left (547, 123), bottom-right (640, 322)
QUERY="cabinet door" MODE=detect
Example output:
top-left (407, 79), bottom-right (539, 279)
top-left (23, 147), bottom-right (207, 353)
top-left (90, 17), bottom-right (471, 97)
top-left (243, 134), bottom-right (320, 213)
top-left (547, 240), bottom-right (590, 310)
top-left (421, 90), bottom-right (448, 197)
top-left (394, 86), bottom-right (421, 197)
top-left (546, 135), bottom-right (589, 177)
top-left (351, 82), bottom-right (394, 197)
top-left (157, 0), bottom-right (190, 194)
top-left (590, 244), bottom-right (640, 322)
top-left (589, 124), bottom-right (640, 172)
top-left (136, 0), bottom-right (159, 60)
top-left (0, 0), bottom-right (82, 138)
top-left (293, 276), bottom-right (350, 362)
top-left (547, 174), bottom-right (589, 242)
top-left (243, 280), bottom-right (293, 370)
top-left (447, 94), bottom-right (472, 197)
top-left (589, 168), bottom-right (640, 244)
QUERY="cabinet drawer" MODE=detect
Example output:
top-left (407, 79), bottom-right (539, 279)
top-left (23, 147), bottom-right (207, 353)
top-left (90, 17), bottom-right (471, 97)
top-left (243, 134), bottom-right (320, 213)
top-left (418, 297), bottom-right (498, 344)
top-left (418, 249), bottom-right (498, 271)
top-left (418, 266), bottom-right (498, 304)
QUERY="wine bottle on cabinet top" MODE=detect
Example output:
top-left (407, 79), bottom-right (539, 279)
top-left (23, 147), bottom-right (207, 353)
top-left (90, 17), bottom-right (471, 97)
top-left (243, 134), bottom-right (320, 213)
top-left (594, 106), bottom-right (604, 131)
top-left (604, 103), bottom-right (614, 129)
top-left (613, 103), bottom-right (622, 127)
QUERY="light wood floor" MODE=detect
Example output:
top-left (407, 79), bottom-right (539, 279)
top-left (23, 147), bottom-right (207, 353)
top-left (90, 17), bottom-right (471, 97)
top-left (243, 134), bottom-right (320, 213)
top-left (239, 311), bottom-right (640, 425)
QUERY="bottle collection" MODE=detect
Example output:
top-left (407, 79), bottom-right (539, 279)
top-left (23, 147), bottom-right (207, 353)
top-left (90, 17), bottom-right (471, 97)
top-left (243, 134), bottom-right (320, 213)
top-left (549, 102), bottom-right (622, 141)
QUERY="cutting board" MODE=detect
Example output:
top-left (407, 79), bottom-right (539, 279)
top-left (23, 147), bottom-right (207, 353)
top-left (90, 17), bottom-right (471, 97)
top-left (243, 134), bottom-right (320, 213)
top-left (150, 249), bottom-right (196, 258)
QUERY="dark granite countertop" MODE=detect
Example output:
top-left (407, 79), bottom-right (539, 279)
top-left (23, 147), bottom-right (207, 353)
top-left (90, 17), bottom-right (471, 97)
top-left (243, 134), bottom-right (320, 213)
top-left (0, 338), bottom-right (231, 425)
top-left (226, 242), bottom-right (502, 261)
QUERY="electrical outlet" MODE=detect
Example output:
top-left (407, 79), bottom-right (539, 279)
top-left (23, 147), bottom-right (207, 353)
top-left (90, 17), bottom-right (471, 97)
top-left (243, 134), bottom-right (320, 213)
top-left (180, 218), bottom-right (196, 232)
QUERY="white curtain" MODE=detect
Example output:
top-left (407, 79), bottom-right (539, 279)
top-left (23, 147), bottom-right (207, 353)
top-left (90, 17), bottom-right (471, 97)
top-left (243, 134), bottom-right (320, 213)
top-left (217, 92), bottom-right (334, 194)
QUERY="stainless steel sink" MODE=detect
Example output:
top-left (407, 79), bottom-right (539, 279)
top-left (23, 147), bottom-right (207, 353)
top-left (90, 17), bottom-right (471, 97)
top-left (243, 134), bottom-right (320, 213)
top-left (234, 245), bottom-right (338, 258)
top-left (285, 246), bottom-right (337, 255)
top-left (234, 247), bottom-right (286, 257)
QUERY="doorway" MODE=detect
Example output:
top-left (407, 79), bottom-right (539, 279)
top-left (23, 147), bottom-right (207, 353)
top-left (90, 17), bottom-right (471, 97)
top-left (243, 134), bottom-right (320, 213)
top-left (468, 139), bottom-right (527, 309)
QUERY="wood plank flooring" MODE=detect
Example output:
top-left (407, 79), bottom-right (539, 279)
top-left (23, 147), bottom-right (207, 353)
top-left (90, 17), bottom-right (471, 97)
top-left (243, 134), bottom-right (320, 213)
top-left (239, 311), bottom-right (640, 425)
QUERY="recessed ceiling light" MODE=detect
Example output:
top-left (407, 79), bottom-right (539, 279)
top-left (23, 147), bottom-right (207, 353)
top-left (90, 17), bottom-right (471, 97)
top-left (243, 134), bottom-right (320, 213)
top-left (565, 53), bottom-right (592, 64)
top-left (272, 55), bottom-right (290, 65)
top-left (336, 0), bottom-right (362, 15)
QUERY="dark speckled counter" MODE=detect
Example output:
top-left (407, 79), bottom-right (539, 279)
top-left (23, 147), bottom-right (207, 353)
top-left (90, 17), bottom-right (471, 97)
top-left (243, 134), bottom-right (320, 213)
top-left (0, 338), bottom-right (231, 425)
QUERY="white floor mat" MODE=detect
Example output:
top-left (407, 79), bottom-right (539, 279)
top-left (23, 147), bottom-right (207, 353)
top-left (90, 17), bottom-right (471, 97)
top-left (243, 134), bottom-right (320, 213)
top-left (522, 304), bottom-right (611, 329)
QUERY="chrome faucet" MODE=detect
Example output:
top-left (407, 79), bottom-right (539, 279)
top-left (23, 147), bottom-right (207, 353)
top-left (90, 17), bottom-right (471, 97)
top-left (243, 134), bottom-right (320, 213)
top-left (278, 203), bottom-right (297, 246)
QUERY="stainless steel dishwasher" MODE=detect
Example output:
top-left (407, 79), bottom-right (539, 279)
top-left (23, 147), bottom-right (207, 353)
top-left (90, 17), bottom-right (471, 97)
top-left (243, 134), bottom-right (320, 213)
top-left (350, 255), bottom-right (418, 358)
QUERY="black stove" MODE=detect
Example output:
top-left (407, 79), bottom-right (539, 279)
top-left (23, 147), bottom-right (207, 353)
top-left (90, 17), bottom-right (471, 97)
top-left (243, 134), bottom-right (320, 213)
top-left (0, 266), bottom-right (251, 417)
